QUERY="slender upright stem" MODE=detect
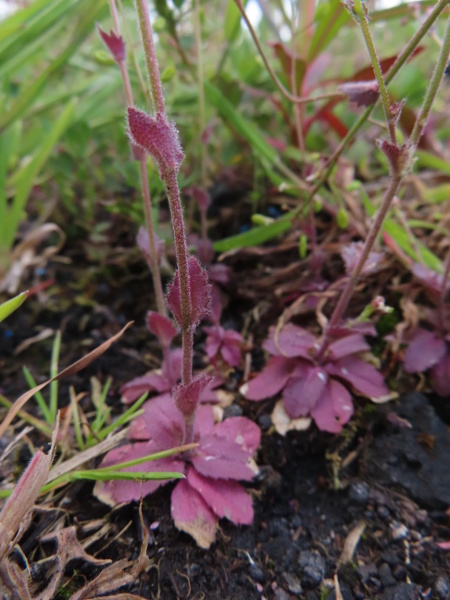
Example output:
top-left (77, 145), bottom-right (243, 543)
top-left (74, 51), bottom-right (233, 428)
top-left (194, 0), bottom-right (207, 187)
top-left (107, 0), bottom-right (166, 316)
top-left (292, 0), bottom-right (449, 218)
top-left (353, 0), bottom-right (396, 144)
top-left (409, 15), bottom-right (450, 149)
top-left (164, 169), bottom-right (193, 388)
top-left (315, 174), bottom-right (402, 362)
top-left (135, 0), bottom-right (166, 114)
top-left (316, 12), bottom-right (450, 362)
top-left (138, 158), bottom-right (166, 315)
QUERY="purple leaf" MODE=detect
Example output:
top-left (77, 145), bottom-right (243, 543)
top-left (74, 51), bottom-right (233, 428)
top-left (242, 356), bottom-right (299, 401)
top-left (97, 26), bottom-right (126, 62)
top-left (338, 80), bottom-right (379, 107)
top-left (140, 393), bottom-right (184, 447)
top-left (128, 108), bottom-right (184, 174)
top-left (411, 263), bottom-right (449, 297)
top-left (283, 366), bottom-right (328, 419)
top-left (192, 435), bottom-right (256, 481)
top-left (310, 379), bottom-right (354, 433)
top-left (197, 238), bottom-right (215, 265)
top-left (213, 417), bottom-right (261, 453)
top-left (146, 311), bottom-right (178, 347)
top-left (173, 374), bottom-right (212, 418)
top-left (199, 375), bottom-right (225, 404)
top-left (166, 256), bottom-right (211, 329)
top-left (221, 338), bottom-right (242, 367)
top-left (193, 404), bottom-right (215, 437)
top-left (162, 348), bottom-right (183, 385)
top-left (93, 441), bottom-right (184, 506)
top-left (403, 328), bottom-right (447, 373)
top-left (326, 333), bottom-right (370, 361)
top-left (326, 356), bottom-right (389, 401)
top-left (208, 263), bottom-right (231, 284)
top-left (263, 323), bottom-right (316, 358)
top-left (341, 241), bottom-right (383, 275)
top-left (187, 469), bottom-right (254, 525)
top-left (120, 372), bottom-right (169, 404)
top-left (191, 186), bottom-right (211, 212)
top-left (171, 478), bottom-right (218, 549)
top-left (203, 325), bottom-right (222, 358)
top-left (430, 351), bottom-right (450, 397)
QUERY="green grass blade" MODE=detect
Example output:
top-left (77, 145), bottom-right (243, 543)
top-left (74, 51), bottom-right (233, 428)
top-left (415, 150), bottom-right (450, 176)
top-left (213, 219), bottom-right (292, 252)
top-left (307, 0), bottom-right (350, 62)
top-left (0, 291), bottom-right (28, 323)
top-left (22, 366), bottom-right (52, 423)
top-left (97, 392), bottom-right (149, 441)
top-left (204, 81), bottom-right (278, 166)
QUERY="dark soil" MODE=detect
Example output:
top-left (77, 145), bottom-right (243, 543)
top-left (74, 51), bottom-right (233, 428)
top-left (1, 208), bottom-right (449, 600)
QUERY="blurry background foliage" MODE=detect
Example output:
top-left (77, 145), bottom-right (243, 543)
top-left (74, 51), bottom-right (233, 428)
top-left (0, 0), bottom-right (447, 272)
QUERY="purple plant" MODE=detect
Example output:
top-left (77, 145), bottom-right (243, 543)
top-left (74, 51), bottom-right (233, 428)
top-left (203, 285), bottom-right (244, 370)
top-left (242, 322), bottom-right (389, 433)
top-left (93, 0), bottom-right (261, 547)
top-left (402, 258), bottom-right (450, 397)
top-left (94, 395), bottom-right (260, 548)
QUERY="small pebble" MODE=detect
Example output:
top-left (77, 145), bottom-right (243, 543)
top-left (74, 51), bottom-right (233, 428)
top-left (298, 550), bottom-right (325, 587)
top-left (284, 572), bottom-right (302, 594)
top-left (390, 522), bottom-right (409, 541)
top-left (349, 481), bottom-right (370, 505)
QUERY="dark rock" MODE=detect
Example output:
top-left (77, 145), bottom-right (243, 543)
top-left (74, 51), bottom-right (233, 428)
top-left (274, 588), bottom-right (292, 600)
top-left (357, 562), bottom-right (378, 584)
top-left (381, 550), bottom-right (399, 567)
top-left (392, 565), bottom-right (407, 581)
top-left (298, 550), bottom-right (325, 587)
top-left (283, 572), bottom-right (302, 594)
top-left (366, 393), bottom-right (450, 508)
top-left (249, 564), bottom-right (264, 583)
top-left (379, 563), bottom-right (396, 587)
top-left (258, 414), bottom-right (272, 430)
top-left (348, 481), bottom-right (370, 505)
top-left (435, 576), bottom-right (450, 599)
top-left (223, 403), bottom-right (243, 418)
top-left (380, 582), bottom-right (422, 599)
top-left (377, 505), bottom-right (391, 520)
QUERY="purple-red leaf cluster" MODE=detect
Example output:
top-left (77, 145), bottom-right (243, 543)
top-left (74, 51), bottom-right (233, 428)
top-left (243, 323), bottom-right (389, 432)
top-left (93, 394), bottom-right (260, 548)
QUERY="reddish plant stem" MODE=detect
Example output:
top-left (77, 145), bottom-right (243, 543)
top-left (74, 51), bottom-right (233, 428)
top-left (135, 0), bottom-right (194, 396)
top-left (107, 0), bottom-right (166, 317)
top-left (315, 174), bottom-right (402, 362)
top-left (135, 0), bottom-right (165, 115)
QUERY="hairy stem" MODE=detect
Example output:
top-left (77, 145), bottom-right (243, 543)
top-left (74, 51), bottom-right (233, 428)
top-left (353, 0), bottom-right (396, 144)
top-left (108, 0), bottom-right (166, 316)
top-left (135, 0), bottom-right (165, 114)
